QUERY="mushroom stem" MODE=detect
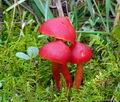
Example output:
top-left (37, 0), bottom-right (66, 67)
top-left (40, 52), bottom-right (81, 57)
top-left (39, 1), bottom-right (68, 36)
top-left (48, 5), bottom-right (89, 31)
top-left (60, 64), bottom-right (73, 88)
top-left (52, 62), bottom-right (60, 91)
top-left (74, 63), bottom-right (84, 89)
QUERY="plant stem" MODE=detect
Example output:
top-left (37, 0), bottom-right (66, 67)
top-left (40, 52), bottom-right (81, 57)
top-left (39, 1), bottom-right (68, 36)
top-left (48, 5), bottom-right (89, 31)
top-left (53, 0), bottom-right (64, 17)
top-left (74, 63), bottom-right (84, 89)
top-left (60, 64), bottom-right (73, 88)
top-left (52, 62), bottom-right (60, 91)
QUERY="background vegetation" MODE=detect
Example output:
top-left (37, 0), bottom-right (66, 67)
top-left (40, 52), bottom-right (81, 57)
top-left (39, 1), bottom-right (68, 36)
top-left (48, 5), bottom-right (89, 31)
top-left (0, 0), bottom-right (120, 101)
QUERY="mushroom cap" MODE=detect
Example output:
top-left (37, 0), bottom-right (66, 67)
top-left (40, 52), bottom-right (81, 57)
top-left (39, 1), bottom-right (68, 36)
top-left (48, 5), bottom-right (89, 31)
top-left (39, 41), bottom-right (71, 64)
top-left (38, 17), bottom-right (76, 44)
top-left (70, 42), bottom-right (93, 64)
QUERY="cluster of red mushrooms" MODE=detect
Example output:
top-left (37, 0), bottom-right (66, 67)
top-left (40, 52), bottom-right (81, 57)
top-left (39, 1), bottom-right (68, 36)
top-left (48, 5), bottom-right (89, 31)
top-left (38, 17), bottom-right (93, 91)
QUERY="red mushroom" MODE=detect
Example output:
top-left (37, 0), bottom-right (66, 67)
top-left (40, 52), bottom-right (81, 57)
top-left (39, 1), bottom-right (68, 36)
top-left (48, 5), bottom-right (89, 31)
top-left (38, 17), bottom-right (76, 90)
top-left (38, 17), bottom-right (76, 44)
top-left (70, 42), bottom-right (93, 89)
top-left (39, 41), bottom-right (72, 91)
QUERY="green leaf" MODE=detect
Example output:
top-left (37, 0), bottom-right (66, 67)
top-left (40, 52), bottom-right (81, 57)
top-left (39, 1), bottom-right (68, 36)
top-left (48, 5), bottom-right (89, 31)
top-left (16, 52), bottom-right (30, 60)
top-left (27, 47), bottom-right (39, 58)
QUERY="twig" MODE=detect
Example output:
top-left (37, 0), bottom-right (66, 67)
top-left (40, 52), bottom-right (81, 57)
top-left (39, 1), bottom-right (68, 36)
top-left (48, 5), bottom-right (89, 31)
top-left (110, 96), bottom-right (114, 102)
top-left (53, 0), bottom-right (64, 17)
top-left (62, 0), bottom-right (69, 16)
top-left (113, 5), bottom-right (120, 27)
top-left (49, 5), bottom-right (57, 9)
top-left (0, 21), bottom-right (27, 24)
top-left (20, 3), bottom-right (39, 24)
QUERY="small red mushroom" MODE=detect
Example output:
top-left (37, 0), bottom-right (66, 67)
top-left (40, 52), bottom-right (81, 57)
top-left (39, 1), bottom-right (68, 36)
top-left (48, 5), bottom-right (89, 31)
top-left (39, 41), bottom-right (72, 91)
top-left (70, 42), bottom-right (93, 89)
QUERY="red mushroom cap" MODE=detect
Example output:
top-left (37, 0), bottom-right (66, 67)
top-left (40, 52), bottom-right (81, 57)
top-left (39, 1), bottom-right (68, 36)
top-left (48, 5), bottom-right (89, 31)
top-left (38, 17), bottom-right (76, 44)
top-left (70, 42), bottom-right (93, 64)
top-left (39, 41), bottom-right (71, 64)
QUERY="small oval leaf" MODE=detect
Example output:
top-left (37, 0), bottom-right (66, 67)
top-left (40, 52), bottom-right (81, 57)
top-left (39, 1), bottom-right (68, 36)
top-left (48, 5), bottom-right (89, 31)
top-left (16, 52), bottom-right (30, 60)
top-left (27, 47), bottom-right (39, 58)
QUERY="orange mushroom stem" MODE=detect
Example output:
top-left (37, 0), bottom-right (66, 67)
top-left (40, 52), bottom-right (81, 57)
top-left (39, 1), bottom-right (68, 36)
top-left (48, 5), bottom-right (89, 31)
top-left (70, 42), bottom-right (93, 89)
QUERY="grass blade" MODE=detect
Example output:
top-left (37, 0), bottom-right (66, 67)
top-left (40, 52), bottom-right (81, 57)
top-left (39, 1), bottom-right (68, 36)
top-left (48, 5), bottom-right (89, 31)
top-left (45, 0), bottom-right (49, 21)
top-left (86, 0), bottom-right (95, 18)
top-left (106, 0), bottom-right (111, 32)
top-left (29, 0), bottom-right (42, 23)
top-left (33, 0), bottom-right (53, 20)
top-left (3, 0), bottom-right (26, 13)
top-left (0, 0), bottom-right (2, 7)
top-left (93, 0), bottom-right (107, 32)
